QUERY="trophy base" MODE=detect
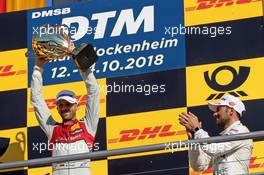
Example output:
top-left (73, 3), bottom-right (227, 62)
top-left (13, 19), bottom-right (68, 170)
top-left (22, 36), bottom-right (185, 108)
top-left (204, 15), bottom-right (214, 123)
top-left (72, 43), bottom-right (98, 71)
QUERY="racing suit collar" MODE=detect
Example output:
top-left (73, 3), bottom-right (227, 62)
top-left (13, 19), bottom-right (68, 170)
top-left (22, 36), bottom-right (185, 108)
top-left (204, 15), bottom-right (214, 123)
top-left (62, 119), bottom-right (78, 126)
top-left (220, 121), bottom-right (241, 135)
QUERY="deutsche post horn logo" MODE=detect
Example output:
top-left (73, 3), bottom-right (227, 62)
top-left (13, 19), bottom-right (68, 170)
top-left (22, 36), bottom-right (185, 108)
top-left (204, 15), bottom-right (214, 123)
top-left (204, 65), bottom-right (250, 100)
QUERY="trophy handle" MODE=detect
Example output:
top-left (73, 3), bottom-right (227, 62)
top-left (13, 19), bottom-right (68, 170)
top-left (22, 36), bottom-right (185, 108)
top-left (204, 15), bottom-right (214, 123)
top-left (72, 43), bottom-right (99, 71)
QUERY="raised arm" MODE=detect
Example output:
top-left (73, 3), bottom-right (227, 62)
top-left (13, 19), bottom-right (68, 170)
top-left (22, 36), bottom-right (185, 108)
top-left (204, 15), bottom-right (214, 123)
top-left (30, 58), bottom-right (55, 139)
top-left (80, 67), bottom-right (100, 137)
top-left (188, 129), bottom-right (212, 171)
top-left (179, 112), bottom-right (212, 171)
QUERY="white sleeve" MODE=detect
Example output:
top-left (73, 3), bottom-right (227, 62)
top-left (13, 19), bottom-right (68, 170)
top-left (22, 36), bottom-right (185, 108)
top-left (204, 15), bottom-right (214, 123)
top-left (30, 65), bottom-right (55, 139)
top-left (80, 68), bottom-right (100, 137)
top-left (189, 129), bottom-right (212, 171)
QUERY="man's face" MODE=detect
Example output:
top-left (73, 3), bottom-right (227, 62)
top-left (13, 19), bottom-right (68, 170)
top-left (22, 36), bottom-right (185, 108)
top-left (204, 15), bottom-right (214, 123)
top-left (213, 106), bottom-right (231, 128)
top-left (56, 99), bottom-right (78, 121)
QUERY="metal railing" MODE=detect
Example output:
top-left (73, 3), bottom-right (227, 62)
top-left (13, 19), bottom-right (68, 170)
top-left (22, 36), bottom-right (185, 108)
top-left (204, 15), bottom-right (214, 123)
top-left (250, 173), bottom-right (264, 175)
top-left (0, 130), bottom-right (264, 174)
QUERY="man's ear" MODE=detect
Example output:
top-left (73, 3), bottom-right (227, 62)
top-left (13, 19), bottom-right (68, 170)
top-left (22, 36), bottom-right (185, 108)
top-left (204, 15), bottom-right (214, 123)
top-left (75, 104), bottom-right (79, 110)
top-left (229, 108), bottom-right (235, 116)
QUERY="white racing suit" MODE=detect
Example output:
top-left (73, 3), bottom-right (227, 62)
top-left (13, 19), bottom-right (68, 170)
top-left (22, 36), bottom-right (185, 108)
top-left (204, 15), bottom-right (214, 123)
top-left (189, 121), bottom-right (253, 175)
top-left (31, 65), bottom-right (100, 175)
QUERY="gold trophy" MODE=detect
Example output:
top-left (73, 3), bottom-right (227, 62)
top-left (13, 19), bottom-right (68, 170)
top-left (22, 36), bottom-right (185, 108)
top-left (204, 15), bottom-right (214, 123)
top-left (30, 24), bottom-right (98, 71)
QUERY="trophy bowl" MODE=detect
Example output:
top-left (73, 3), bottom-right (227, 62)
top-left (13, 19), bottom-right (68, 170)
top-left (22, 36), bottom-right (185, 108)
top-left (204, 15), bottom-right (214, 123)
top-left (31, 24), bottom-right (99, 71)
top-left (32, 24), bottom-right (71, 60)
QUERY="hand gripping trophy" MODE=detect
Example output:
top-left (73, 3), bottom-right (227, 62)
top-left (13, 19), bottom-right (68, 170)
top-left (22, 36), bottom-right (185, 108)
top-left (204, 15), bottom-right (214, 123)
top-left (30, 24), bottom-right (98, 70)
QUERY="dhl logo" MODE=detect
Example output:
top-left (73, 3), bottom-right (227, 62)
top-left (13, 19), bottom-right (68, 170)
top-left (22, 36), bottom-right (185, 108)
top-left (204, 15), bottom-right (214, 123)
top-left (185, 0), bottom-right (261, 12)
top-left (108, 124), bottom-right (186, 144)
top-left (28, 95), bottom-right (105, 112)
top-left (191, 157), bottom-right (264, 175)
top-left (0, 65), bottom-right (26, 77)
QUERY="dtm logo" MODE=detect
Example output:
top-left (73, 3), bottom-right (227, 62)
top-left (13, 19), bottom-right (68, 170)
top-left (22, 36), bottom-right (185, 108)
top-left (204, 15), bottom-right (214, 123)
top-left (108, 125), bottom-right (186, 144)
top-left (0, 65), bottom-right (26, 77)
top-left (204, 65), bottom-right (250, 100)
top-left (29, 95), bottom-right (105, 112)
top-left (60, 5), bottom-right (154, 40)
top-left (32, 8), bottom-right (71, 19)
top-left (185, 0), bottom-right (259, 12)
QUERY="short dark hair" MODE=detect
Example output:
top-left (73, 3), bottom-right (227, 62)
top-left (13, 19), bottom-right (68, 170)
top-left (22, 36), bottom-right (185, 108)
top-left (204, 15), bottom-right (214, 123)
top-left (225, 106), bottom-right (241, 118)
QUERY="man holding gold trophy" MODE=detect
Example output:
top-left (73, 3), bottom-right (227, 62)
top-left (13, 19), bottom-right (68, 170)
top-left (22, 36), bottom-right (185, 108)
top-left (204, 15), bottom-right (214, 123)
top-left (30, 24), bottom-right (100, 175)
